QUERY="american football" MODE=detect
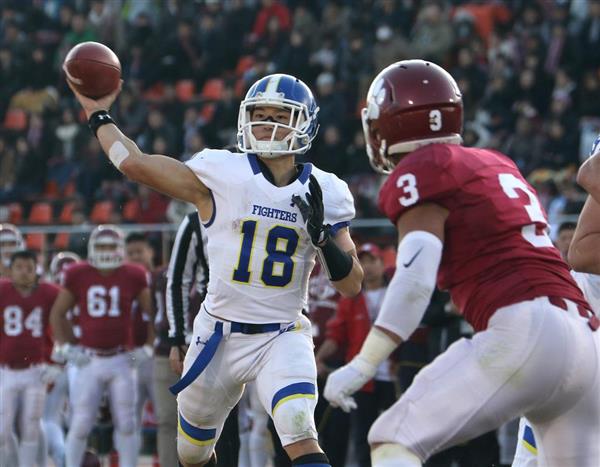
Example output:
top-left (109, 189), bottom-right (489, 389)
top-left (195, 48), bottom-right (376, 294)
top-left (63, 41), bottom-right (121, 98)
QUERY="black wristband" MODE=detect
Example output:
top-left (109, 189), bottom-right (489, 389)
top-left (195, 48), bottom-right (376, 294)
top-left (88, 110), bottom-right (115, 137)
top-left (318, 236), bottom-right (354, 281)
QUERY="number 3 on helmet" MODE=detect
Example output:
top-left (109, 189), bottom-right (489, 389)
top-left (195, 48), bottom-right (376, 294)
top-left (362, 59), bottom-right (463, 174)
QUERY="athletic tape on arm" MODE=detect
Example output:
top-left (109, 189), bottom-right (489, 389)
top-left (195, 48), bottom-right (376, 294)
top-left (109, 141), bottom-right (129, 169)
top-left (374, 230), bottom-right (443, 341)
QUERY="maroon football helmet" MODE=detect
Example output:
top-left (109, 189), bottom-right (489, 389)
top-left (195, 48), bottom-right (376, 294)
top-left (88, 224), bottom-right (125, 269)
top-left (49, 251), bottom-right (81, 282)
top-left (361, 60), bottom-right (463, 174)
top-left (0, 223), bottom-right (25, 267)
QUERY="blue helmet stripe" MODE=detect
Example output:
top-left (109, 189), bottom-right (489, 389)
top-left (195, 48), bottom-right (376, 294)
top-left (254, 77), bottom-right (269, 94)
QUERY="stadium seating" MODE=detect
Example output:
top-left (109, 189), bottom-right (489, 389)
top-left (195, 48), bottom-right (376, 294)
top-left (26, 233), bottom-right (45, 251)
top-left (53, 232), bottom-right (70, 250)
top-left (28, 202), bottom-right (53, 224)
top-left (201, 79), bottom-right (224, 101)
top-left (122, 199), bottom-right (140, 222)
top-left (58, 202), bottom-right (75, 224)
top-left (235, 56), bottom-right (255, 76)
top-left (3, 108), bottom-right (27, 131)
top-left (8, 203), bottom-right (23, 224)
top-left (175, 80), bottom-right (195, 102)
top-left (90, 201), bottom-right (114, 224)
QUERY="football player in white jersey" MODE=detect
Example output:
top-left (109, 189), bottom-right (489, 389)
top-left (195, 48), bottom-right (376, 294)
top-left (66, 73), bottom-right (363, 467)
top-left (511, 139), bottom-right (600, 467)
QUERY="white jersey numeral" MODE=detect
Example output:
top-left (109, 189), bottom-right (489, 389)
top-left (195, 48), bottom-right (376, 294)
top-left (3, 306), bottom-right (43, 337)
top-left (499, 173), bottom-right (553, 248)
top-left (87, 285), bottom-right (121, 317)
top-left (397, 173), bottom-right (420, 207)
top-left (429, 109), bottom-right (442, 131)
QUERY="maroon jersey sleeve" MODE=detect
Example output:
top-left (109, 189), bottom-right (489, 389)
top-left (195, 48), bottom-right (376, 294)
top-left (378, 145), bottom-right (460, 224)
top-left (123, 263), bottom-right (150, 297)
top-left (62, 262), bottom-right (87, 295)
top-left (125, 264), bottom-right (151, 347)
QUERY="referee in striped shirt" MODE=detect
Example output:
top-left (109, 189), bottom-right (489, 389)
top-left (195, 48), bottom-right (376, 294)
top-left (164, 211), bottom-right (239, 466)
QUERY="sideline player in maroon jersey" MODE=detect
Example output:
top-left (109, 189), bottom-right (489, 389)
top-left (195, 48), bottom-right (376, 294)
top-left (50, 225), bottom-right (152, 467)
top-left (36, 251), bottom-right (81, 467)
top-left (324, 60), bottom-right (600, 467)
top-left (0, 223), bottom-right (26, 278)
top-left (0, 250), bottom-right (60, 467)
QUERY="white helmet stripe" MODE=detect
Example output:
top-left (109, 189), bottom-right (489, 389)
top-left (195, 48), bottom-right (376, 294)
top-left (265, 75), bottom-right (282, 96)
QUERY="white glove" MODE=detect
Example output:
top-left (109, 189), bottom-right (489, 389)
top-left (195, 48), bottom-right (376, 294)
top-left (323, 356), bottom-right (377, 412)
top-left (54, 343), bottom-right (90, 367)
top-left (129, 345), bottom-right (153, 367)
top-left (50, 343), bottom-right (67, 364)
top-left (41, 364), bottom-right (63, 385)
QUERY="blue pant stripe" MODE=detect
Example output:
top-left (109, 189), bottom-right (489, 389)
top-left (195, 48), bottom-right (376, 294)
top-left (271, 382), bottom-right (315, 412)
top-left (179, 412), bottom-right (216, 442)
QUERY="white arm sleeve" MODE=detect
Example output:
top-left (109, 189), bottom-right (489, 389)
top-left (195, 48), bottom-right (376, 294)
top-left (375, 230), bottom-right (443, 341)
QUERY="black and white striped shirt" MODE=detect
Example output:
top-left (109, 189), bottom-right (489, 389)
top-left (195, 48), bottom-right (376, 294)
top-left (166, 212), bottom-right (209, 345)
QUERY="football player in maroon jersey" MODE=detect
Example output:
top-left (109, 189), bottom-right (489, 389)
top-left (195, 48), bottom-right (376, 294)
top-left (0, 223), bottom-right (26, 278)
top-left (50, 225), bottom-right (152, 467)
top-left (0, 250), bottom-right (60, 467)
top-left (37, 251), bottom-right (81, 467)
top-left (324, 60), bottom-right (600, 467)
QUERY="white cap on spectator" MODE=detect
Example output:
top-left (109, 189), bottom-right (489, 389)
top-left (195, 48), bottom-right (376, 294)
top-left (376, 25), bottom-right (393, 42)
top-left (316, 72), bottom-right (335, 89)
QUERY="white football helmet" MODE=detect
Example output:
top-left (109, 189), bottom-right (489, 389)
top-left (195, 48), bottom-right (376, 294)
top-left (49, 251), bottom-right (81, 282)
top-left (237, 73), bottom-right (319, 158)
top-left (88, 225), bottom-right (125, 270)
top-left (0, 223), bottom-right (25, 267)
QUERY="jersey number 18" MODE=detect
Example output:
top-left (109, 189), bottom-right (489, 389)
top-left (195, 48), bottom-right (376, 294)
top-left (233, 220), bottom-right (299, 287)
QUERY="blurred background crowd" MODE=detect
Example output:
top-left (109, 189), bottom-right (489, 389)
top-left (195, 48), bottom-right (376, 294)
top-left (1, 0), bottom-right (599, 253)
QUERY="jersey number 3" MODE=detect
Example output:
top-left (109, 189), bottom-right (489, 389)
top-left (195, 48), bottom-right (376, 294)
top-left (499, 173), bottom-right (553, 248)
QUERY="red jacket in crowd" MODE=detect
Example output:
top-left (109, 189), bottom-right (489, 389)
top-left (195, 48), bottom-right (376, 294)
top-left (326, 293), bottom-right (377, 392)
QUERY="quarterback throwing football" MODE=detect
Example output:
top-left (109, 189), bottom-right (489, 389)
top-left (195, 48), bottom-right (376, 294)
top-left (67, 73), bottom-right (363, 467)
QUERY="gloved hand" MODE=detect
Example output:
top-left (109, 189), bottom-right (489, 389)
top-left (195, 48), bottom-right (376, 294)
top-left (41, 364), bottom-right (63, 385)
top-left (51, 343), bottom-right (67, 364)
top-left (292, 174), bottom-right (329, 246)
top-left (323, 355), bottom-right (378, 412)
top-left (129, 345), bottom-right (153, 367)
top-left (53, 343), bottom-right (91, 367)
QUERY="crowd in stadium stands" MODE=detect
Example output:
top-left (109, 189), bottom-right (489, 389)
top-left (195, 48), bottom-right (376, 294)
top-left (0, 0), bottom-right (598, 238)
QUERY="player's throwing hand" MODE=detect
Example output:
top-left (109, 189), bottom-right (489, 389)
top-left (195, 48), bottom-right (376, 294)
top-left (66, 78), bottom-right (123, 119)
